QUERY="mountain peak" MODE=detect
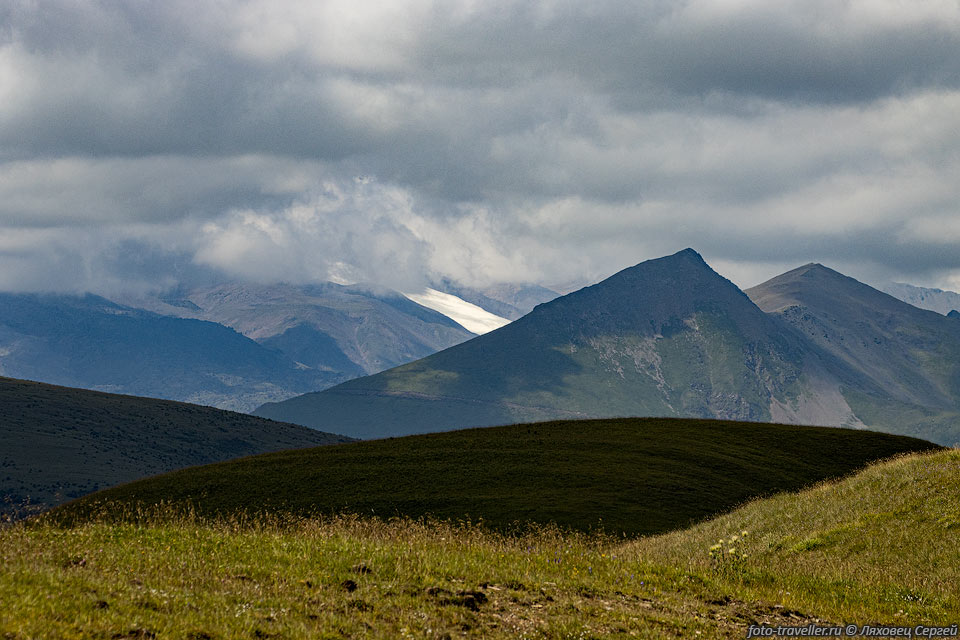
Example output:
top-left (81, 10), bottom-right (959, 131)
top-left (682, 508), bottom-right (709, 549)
top-left (746, 262), bottom-right (881, 315)
top-left (510, 248), bottom-right (771, 342)
top-left (613, 248), bottom-right (713, 281)
top-left (674, 247), bottom-right (705, 260)
top-left (776, 262), bottom-right (844, 280)
top-left (647, 247), bottom-right (708, 269)
top-left (748, 260), bottom-right (957, 324)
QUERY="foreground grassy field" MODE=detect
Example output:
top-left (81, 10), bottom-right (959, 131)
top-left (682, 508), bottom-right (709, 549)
top-left (50, 418), bottom-right (941, 536)
top-left (2, 449), bottom-right (957, 639)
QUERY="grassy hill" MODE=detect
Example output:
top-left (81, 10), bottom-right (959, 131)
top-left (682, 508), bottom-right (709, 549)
top-left (3, 449), bottom-right (956, 638)
top-left (51, 417), bottom-right (940, 536)
top-left (0, 377), bottom-right (352, 517)
top-left (628, 448), bottom-right (960, 624)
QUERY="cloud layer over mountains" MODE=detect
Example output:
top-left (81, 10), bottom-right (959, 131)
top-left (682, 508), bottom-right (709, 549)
top-left (3, 1), bottom-right (960, 293)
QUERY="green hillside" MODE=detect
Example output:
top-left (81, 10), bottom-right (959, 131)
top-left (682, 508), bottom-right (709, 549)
top-left (52, 417), bottom-right (940, 536)
top-left (0, 377), bottom-right (352, 517)
top-left (630, 448), bottom-right (960, 623)
top-left (3, 450), bottom-right (956, 638)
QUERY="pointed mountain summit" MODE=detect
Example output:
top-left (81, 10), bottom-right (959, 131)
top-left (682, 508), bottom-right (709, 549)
top-left (255, 250), bottom-right (809, 439)
top-left (748, 262), bottom-right (927, 316)
top-left (526, 249), bottom-right (775, 339)
top-left (747, 264), bottom-right (960, 444)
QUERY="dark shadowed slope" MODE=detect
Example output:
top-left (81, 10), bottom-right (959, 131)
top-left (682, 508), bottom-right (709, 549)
top-left (256, 249), bottom-right (814, 438)
top-left (52, 418), bottom-right (940, 536)
top-left (0, 377), bottom-right (352, 516)
top-left (747, 264), bottom-right (960, 445)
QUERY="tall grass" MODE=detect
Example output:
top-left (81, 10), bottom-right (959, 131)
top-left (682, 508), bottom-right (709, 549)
top-left (629, 450), bottom-right (960, 624)
top-left (3, 511), bottom-right (698, 639)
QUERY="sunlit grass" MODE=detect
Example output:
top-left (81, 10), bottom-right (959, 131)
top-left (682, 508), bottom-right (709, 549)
top-left (2, 450), bottom-right (958, 639)
top-left (628, 450), bottom-right (960, 624)
top-left (2, 513), bottom-right (718, 639)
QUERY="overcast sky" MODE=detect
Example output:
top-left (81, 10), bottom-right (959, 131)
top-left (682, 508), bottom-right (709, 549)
top-left (2, 0), bottom-right (960, 295)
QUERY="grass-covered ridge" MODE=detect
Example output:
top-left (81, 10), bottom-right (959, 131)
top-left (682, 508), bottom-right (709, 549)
top-left (629, 448), bottom-right (960, 624)
top-left (52, 417), bottom-right (940, 536)
top-left (3, 450), bottom-right (957, 638)
top-left (0, 377), bottom-right (352, 517)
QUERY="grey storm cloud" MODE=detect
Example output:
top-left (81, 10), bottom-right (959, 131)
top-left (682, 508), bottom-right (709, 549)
top-left (1, 0), bottom-right (960, 294)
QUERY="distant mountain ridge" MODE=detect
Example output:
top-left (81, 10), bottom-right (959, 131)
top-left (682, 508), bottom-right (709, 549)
top-left (123, 282), bottom-right (476, 376)
top-left (0, 292), bottom-right (332, 412)
top-left (257, 250), bottom-right (960, 445)
top-left (747, 264), bottom-right (960, 445)
top-left (881, 281), bottom-right (960, 316)
top-left (0, 282), bottom-right (477, 411)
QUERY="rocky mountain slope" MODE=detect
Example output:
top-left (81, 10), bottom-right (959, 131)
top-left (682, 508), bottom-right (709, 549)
top-left (257, 250), bottom-right (960, 445)
top-left (747, 264), bottom-right (960, 445)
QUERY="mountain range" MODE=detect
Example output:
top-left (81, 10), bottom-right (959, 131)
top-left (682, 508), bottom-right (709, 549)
top-left (0, 283), bottom-right (478, 411)
top-left (0, 292), bottom-right (334, 412)
top-left (134, 282), bottom-right (478, 375)
top-left (256, 249), bottom-right (960, 445)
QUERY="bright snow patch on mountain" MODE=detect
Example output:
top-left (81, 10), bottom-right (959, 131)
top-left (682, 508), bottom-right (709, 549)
top-left (404, 288), bottom-right (510, 334)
